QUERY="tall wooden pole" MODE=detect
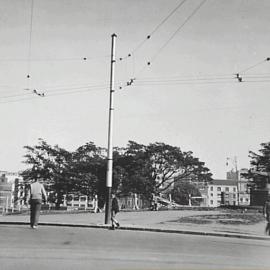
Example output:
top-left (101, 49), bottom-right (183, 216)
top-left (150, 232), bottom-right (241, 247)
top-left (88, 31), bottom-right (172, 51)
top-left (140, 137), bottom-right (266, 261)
top-left (105, 33), bottom-right (117, 224)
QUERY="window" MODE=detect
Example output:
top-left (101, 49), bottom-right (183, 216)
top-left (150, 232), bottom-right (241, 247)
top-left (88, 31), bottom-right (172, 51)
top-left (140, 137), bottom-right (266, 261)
top-left (210, 193), bottom-right (213, 197)
top-left (210, 186), bottom-right (213, 191)
top-left (217, 187), bottom-right (221, 191)
top-left (240, 198), bottom-right (243, 202)
top-left (233, 194), bottom-right (236, 199)
top-left (225, 187), bottom-right (229, 192)
top-left (233, 187), bottom-right (236, 192)
top-left (246, 198), bottom-right (249, 202)
top-left (210, 200), bottom-right (213, 205)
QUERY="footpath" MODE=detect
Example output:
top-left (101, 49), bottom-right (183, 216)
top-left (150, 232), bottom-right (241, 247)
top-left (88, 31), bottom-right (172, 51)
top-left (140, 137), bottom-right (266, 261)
top-left (0, 209), bottom-right (269, 241)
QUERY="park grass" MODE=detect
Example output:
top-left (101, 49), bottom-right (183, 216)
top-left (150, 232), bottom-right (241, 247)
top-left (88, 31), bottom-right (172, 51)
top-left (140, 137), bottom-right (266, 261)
top-left (175, 210), bottom-right (265, 225)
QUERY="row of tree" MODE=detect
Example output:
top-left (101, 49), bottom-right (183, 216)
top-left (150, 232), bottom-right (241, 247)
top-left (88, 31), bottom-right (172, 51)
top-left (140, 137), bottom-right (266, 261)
top-left (21, 139), bottom-right (213, 208)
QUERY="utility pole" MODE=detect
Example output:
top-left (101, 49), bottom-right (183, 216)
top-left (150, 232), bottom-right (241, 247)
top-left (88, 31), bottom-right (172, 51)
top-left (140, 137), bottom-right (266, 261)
top-left (105, 33), bottom-right (117, 224)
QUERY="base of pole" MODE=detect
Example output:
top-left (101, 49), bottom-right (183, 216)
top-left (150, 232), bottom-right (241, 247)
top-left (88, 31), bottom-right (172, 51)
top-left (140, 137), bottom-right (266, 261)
top-left (104, 187), bottom-right (112, 224)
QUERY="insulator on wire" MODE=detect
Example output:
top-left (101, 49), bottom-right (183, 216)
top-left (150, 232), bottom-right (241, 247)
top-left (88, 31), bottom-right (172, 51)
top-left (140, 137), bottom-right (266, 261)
top-left (27, 74), bottom-right (30, 78)
top-left (147, 62), bottom-right (151, 66)
top-left (266, 57), bottom-right (270, 61)
top-left (235, 73), bottom-right (242, 82)
top-left (128, 54), bottom-right (131, 57)
top-left (119, 58), bottom-right (123, 61)
top-left (83, 57), bottom-right (87, 60)
top-left (147, 35), bottom-right (151, 39)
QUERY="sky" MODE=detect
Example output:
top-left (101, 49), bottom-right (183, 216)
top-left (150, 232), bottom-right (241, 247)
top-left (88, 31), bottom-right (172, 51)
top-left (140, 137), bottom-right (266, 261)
top-left (0, 0), bottom-right (269, 178)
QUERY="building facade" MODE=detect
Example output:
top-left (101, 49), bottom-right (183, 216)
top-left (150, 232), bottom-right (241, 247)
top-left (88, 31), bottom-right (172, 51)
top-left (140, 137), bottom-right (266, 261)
top-left (0, 171), bottom-right (25, 212)
top-left (207, 179), bottom-right (238, 207)
top-left (206, 169), bottom-right (251, 207)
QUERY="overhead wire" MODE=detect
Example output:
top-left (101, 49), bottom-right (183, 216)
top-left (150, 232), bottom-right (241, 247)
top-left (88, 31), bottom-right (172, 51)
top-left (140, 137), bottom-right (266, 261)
top-left (238, 58), bottom-right (270, 74)
top-left (26, 0), bottom-right (34, 81)
top-left (146, 0), bottom-right (207, 67)
top-left (0, 83), bottom-right (109, 103)
top-left (0, 55), bottom-right (110, 62)
top-left (120, 72), bottom-right (270, 88)
top-left (2, 71), bottom-right (270, 104)
top-left (1, 69), bottom-right (270, 101)
top-left (119, 0), bottom-right (207, 90)
top-left (0, 96), bottom-right (37, 105)
top-left (19, 0), bottom-right (110, 98)
top-left (234, 57), bottom-right (270, 82)
top-left (118, 0), bottom-right (187, 61)
top-left (0, 92), bottom-right (32, 100)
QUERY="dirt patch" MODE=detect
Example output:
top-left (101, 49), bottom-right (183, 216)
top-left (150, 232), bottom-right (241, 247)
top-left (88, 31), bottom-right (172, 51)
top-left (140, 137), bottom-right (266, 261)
top-left (173, 212), bottom-right (265, 225)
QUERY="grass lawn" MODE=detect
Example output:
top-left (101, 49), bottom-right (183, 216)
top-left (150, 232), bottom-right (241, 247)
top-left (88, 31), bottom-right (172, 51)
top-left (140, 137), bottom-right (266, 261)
top-left (175, 209), bottom-right (265, 225)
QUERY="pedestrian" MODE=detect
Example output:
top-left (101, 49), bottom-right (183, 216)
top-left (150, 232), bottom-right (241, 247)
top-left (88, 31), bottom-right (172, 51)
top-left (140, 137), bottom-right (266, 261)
top-left (26, 174), bottom-right (47, 229)
top-left (133, 193), bottom-right (139, 210)
top-left (93, 194), bottom-right (100, 213)
top-left (151, 193), bottom-right (158, 211)
top-left (263, 196), bottom-right (270, 235)
top-left (111, 193), bottom-right (120, 230)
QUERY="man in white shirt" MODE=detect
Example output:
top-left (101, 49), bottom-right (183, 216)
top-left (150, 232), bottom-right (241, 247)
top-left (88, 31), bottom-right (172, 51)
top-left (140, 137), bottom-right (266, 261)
top-left (27, 175), bottom-right (47, 229)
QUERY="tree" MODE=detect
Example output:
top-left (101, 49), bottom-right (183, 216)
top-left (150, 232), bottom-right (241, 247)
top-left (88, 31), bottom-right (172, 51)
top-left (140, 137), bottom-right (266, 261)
top-left (113, 142), bottom-right (155, 197)
top-left (21, 139), bottom-right (75, 208)
top-left (21, 139), bottom-right (212, 207)
top-left (144, 142), bottom-right (212, 193)
top-left (21, 139), bottom-right (106, 209)
top-left (72, 142), bottom-right (106, 197)
top-left (171, 182), bottom-right (201, 205)
top-left (243, 142), bottom-right (270, 190)
top-left (113, 141), bottom-right (212, 198)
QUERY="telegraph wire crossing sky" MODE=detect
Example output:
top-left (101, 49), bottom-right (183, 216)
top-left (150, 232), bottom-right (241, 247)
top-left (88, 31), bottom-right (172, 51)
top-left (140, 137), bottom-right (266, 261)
top-left (0, 0), bottom-right (270, 179)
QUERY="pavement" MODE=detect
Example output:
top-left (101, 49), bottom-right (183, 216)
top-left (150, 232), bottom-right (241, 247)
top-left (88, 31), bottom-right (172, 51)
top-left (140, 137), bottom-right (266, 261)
top-left (0, 209), bottom-right (269, 241)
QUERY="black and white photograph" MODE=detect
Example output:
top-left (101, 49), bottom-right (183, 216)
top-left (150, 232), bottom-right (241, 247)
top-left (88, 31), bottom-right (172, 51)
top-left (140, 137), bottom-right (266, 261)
top-left (0, 0), bottom-right (270, 269)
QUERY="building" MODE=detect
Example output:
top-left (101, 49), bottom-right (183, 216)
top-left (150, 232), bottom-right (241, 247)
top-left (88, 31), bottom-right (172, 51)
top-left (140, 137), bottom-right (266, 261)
top-left (226, 168), bottom-right (250, 206)
top-left (237, 169), bottom-right (250, 206)
top-left (206, 168), bottom-right (251, 207)
top-left (62, 194), bottom-right (91, 210)
top-left (0, 171), bottom-right (25, 212)
top-left (207, 179), bottom-right (238, 207)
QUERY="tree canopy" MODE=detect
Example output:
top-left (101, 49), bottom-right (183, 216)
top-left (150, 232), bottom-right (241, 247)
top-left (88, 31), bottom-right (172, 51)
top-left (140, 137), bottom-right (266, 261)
top-left (21, 139), bottom-right (106, 208)
top-left (243, 142), bottom-right (270, 190)
top-left (113, 141), bottom-right (212, 196)
top-left (21, 139), bottom-right (212, 206)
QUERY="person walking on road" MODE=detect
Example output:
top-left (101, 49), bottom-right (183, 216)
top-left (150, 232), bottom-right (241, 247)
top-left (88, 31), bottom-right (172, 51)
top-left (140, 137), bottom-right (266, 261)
top-left (263, 196), bottom-right (270, 235)
top-left (111, 194), bottom-right (120, 230)
top-left (27, 174), bottom-right (47, 229)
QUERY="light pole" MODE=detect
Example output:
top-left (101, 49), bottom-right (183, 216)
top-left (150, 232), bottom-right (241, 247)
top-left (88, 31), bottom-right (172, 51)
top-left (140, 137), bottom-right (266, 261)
top-left (105, 33), bottom-right (117, 224)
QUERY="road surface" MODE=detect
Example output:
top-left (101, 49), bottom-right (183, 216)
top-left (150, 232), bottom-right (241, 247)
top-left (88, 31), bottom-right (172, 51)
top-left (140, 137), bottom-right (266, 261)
top-left (1, 225), bottom-right (270, 270)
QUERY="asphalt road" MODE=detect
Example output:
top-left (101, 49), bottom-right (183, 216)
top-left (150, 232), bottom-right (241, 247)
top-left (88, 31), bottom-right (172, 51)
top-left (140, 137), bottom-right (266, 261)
top-left (1, 225), bottom-right (270, 270)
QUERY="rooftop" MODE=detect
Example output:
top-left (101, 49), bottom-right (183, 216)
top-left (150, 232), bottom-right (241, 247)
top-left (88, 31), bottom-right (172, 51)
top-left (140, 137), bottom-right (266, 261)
top-left (210, 179), bottom-right (238, 186)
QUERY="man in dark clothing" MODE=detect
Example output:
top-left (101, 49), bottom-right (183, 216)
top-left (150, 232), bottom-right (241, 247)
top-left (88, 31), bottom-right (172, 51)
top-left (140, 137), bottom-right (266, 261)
top-left (263, 196), bottom-right (270, 235)
top-left (111, 194), bottom-right (120, 230)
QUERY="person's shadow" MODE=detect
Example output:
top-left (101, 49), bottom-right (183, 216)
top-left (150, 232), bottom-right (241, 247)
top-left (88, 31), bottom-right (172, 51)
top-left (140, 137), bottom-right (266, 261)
top-left (265, 222), bottom-right (270, 236)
